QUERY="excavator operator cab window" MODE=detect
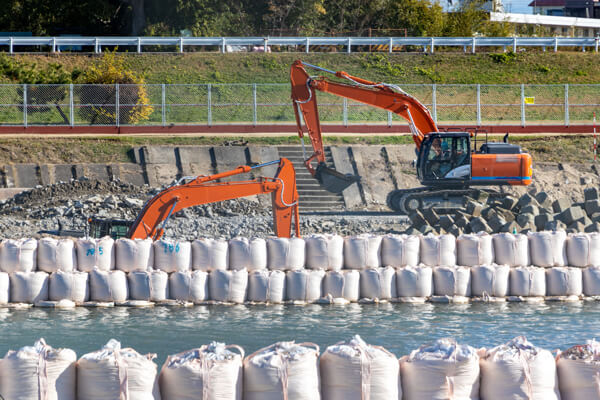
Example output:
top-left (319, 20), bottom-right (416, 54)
top-left (422, 135), bottom-right (471, 181)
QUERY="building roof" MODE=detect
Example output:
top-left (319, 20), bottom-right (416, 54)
top-left (528, 0), bottom-right (566, 7)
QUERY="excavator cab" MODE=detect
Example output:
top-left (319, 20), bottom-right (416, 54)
top-left (417, 133), bottom-right (472, 187)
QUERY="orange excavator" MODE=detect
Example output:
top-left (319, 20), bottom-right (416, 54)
top-left (290, 60), bottom-right (533, 213)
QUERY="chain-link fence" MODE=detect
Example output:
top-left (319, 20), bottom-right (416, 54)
top-left (0, 83), bottom-right (598, 127)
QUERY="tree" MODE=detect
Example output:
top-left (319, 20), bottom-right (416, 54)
top-left (384, 0), bottom-right (445, 37)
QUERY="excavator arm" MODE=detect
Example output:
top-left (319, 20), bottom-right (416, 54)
top-left (127, 158), bottom-right (300, 240)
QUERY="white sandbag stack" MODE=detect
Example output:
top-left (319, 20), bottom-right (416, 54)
top-left (528, 231), bottom-right (567, 267)
top-left (209, 269), bottom-right (248, 303)
top-left (76, 237), bottom-right (115, 272)
top-left (115, 238), bottom-right (154, 272)
top-left (169, 271), bottom-right (208, 303)
top-left (286, 269), bottom-right (325, 303)
top-left (480, 336), bottom-right (560, 400)
top-left (359, 267), bottom-right (397, 300)
top-left (322, 270), bottom-right (360, 302)
top-left (583, 266), bottom-right (600, 296)
top-left (566, 233), bottom-right (600, 267)
top-left (343, 234), bottom-right (382, 270)
top-left (304, 234), bottom-right (344, 270)
top-left (77, 339), bottom-right (159, 400)
top-left (557, 341), bottom-right (600, 400)
top-left (380, 234), bottom-right (420, 267)
top-left (128, 270), bottom-right (169, 301)
top-left (37, 237), bottom-right (77, 273)
top-left (10, 271), bottom-right (48, 303)
top-left (243, 341), bottom-right (320, 400)
top-left (457, 233), bottom-right (494, 267)
top-left (546, 267), bottom-right (583, 297)
top-left (153, 239), bottom-right (191, 273)
top-left (49, 270), bottom-right (89, 303)
top-left (266, 237), bottom-right (305, 271)
top-left (192, 238), bottom-right (229, 271)
top-left (470, 264), bottom-right (510, 297)
top-left (0, 338), bottom-right (76, 400)
top-left (433, 266), bottom-right (471, 297)
top-left (88, 269), bottom-right (128, 302)
top-left (320, 335), bottom-right (399, 400)
top-left (509, 266), bottom-right (546, 297)
top-left (247, 270), bottom-right (286, 303)
top-left (160, 342), bottom-right (244, 400)
top-left (228, 237), bottom-right (267, 271)
top-left (420, 233), bottom-right (456, 267)
top-left (0, 238), bottom-right (38, 273)
top-left (492, 233), bottom-right (529, 267)
top-left (401, 338), bottom-right (480, 400)
top-left (0, 272), bottom-right (9, 304)
top-left (396, 266), bottom-right (433, 298)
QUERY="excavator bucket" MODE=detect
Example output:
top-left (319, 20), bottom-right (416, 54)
top-left (315, 164), bottom-right (360, 194)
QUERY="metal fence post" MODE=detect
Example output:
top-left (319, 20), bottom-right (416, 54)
top-left (343, 98), bottom-right (348, 127)
top-left (513, 37), bottom-right (517, 53)
top-left (431, 37), bottom-right (435, 53)
top-left (520, 83), bottom-right (525, 127)
top-left (23, 84), bottom-right (27, 127)
top-left (95, 38), bottom-right (99, 53)
top-left (161, 84), bottom-right (166, 126)
top-left (389, 37), bottom-right (393, 53)
top-left (476, 84), bottom-right (481, 126)
top-left (137, 37), bottom-right (141, 53)
top-left (207, 84), bottom-right (212, 127)
top-left (564, 84), bottom-right (569, 127)
top-left (252, 84), bottom-right (257, 126)
top-left (221, 38), bottom-right (226, 53)
top-left (179, 37), bottom-right (184, 53)
top-left (69, 84), bottom-right (74, 127)
top-left (432, 84), bottom-right (437, 124)
top-left (347, 38), bottom-right (352, 54)
top-left (555, 37), bottom-right (559, 52)
top-left (9, 37), bottom-right (13, 54)
top-left (52, 37), bottom-right (56, 53)
top-left (306, 37), bottom-right (310, 53)
top-left (387, 111), bottom-right (392, 127)
top-left (596, 37), bottom-right (599, 52)
top-left (115, 83), bottom-right (120, 127)
top-left (472, 37), bottom-right (476, 54)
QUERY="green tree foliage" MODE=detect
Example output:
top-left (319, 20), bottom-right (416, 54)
top-left (385, 0), bottom-right (445, 36)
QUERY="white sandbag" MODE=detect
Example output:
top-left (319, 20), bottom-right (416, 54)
top-left (583, 266), bottom-right (600, 296)
top-left (567, 232), bottom-right (600, 267)
top-left (359, 267), bottom-right (397, 300)
top-left (128, 270), bottom-right (169, 301)
top-left (433, 266), bottom-right (471, 296)
top-left (509, 266), bottom-right (546, 297)
top-left (209, 269), bottom-right (248, 303)
top-left (471, 264), bottom-right (510, 297)
top-left (396, 266), bottom-right (433, 298)
top-left (76, 237), bottom-right (115, 272)
top-left (88, 269), bottom-right (128, 302)
top-left (247, 270), bottom-right (286, 303)
top-left (115, 238), bottom-right (154, 272)
top-left (528, 231), bottom-right (567, 267)
top-left (10, 271), bottom-right (48, 303)
top-left (77, 339), bottom-right (159, 400)
top-left (304, 234), bottom-right (344, 270)
top-left (266, 237), bottom-right (305, 271)
top-left (343, 234), bottom-right (382, 270)
top-left (191, 238), bottom-right (229, 271)
top-left (228, 237), bottom-right (267, 271)
top-left (286, 269), bottom-right (325, 302)
top-left (381, 234), bottom-right (420, 268)
top-left (0, 238), bottom-right (38, 273)
top-left (49, 270), bottom-right (89, 303)
top-left (168, 270), bottom-right (209, 303)
top-left (401, 338), bottom-right (480, 400)
top-left (546, 267), bottom-right (583, 296)
top-left (320, 335), bottom-right (399, 400)
top-left (480, 336), bottom-right (560, 400)
top-left (160, 342), bottom-right (244, 400)
top-left (1, 338), bottom-right (76, 400)
top-left (457, 233), bottom-right (494, 267)
top-left (492, 233), bottom-right (530, 267)
top-left (243, 341), bottom-right (320, 400)
top-left (153, 239), bottom-right (191, 273)
top-left (322, 270), bottom-right (360, 302)
top-left (557, 341), bottom-right (600, 400)
top-left (420, 233), bottom-right (456, 267)
top-left (37, 237), bottom-right (77, 273)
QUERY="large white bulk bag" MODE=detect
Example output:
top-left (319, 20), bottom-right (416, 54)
top-left (320, 335), bottom-right (399, 400)
top-left (583, 266), bottom-right (600, 296)
top-left (0, 272), bottom-right (9, 303)
top-left (304, 234), bottom-right (344, 270)
top-left (401, 338), bottom-right (480, 400)
top-left (128, 270), bottom-right (169, 301)
top-left (77, 339), bottom-right (159, 400)
top-left (322, 270), bottom-right (360, 302)
top-left (209, 269), bottom-right (248, 303)
top-left (420, 233), bottom-right (456, 267)
top-left (89, 269), bottom-right (128, 302)
top-left (115, 238), bottom-right (154, 272)
top-left (49, 270), bottom-right (89, 303)
top-left (567, 232), bottom-right (600, 267)
top-left (10, 271), bottom-right (48, 303)
top-left (169, 271), bottom-right (209, 303)
top-left (191, 238), bottom-right (229, 271)
top-left (493, 233), bottom-right (529, 267)
top-left (480, 336), bottom-right (560, 400)
top-left (1, 338), bottom-right (76, 400)
top-left (228, 237), bottom-right (267, 271)
top-left (266, 237), bottom-right (305, 271)
top-left (76, 237), bottom-right (114, 272)
top-left (510, 266), bottom-right (546, 297)
top-left (396, 266), bottom-right (433, 298)
top-left (344, 234), bottom-right (382, 270)
top-left (546, 267), bottom-right (583, 296)
top-left (286, 270), bottom-right (325, 302)
top-left (37, 237), bottom-right (77, 273)
top-left (471, 264), bottom-right (510, 297)
top-left (557, 341), bottom-right (600, 400)
top-left (433, 266), bottom-right (471, 297)
top-left (359, 267), bottom-right (397, 300)
top-left (528, 231), bottom-right (567, 267)
top-left (247, 270), bottom-right (286, 303)
top-left (381, 234), bottom-right (420, 268)
top-left (160, 342), bottom-right (244, 400)
top-left (0, 238), bottom-right (38, 273)
top-left (457, 233), bottom-right (494, 267)
top-left (243, 341), bottom-right (320, 400)
top-left (153, 239), bottom-right (191, 273)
